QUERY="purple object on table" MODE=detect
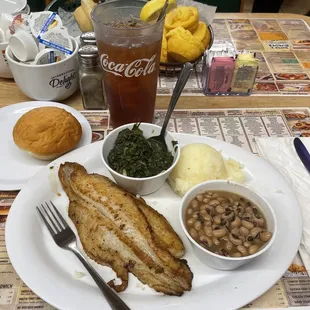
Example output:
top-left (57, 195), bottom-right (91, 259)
top-left (294, 137), bottom-right (310, 173)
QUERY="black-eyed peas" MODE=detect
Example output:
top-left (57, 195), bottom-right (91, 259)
top-left (250, 227), bottom-right (262, 238)
top-left (196, 194), bottom-right (204, 202)
top-left (194, 221), bottom-right (202, 231)
top-left (212, 237), bottom-right (220, 245)
top-left (203, 198), bottom-right (210, 203)
top-left (229, 233), bottom-right (243, 245)
top-left (189, 228), bottom-right (198, 239)
top-left (231, 228), bottom-right (240, 236)
top-left (243, 241), bottom-right (251, 248)
top-left (240, 226), bottom-right (249, 236)
top-left (231, 216), bottom-right (241, 227)
top-left (204, 226), bottom-right (213, 237)
top-left (225, 241), bottom-right (233, 251)
top-left (260, 231), bottom-right (272, 242)
top-left (248, 244), bottom-right (260, 255)
top-left (241, 220), bottom-right (254, 230)
top-left (191, 199), bottom-right (199, 209)
top-left (215, 205), bottom-right (225, 214)
top-left (213, 215), bottom-right (222, 225)
top-left (213, 228), bottom-right (227, 238)
top-left (198, 229), bottom-right (205, 237)
top-left (209, 199), bottom-right (220, 207)
top-left (187, 218), bottom-right (195, 226)
top-left (184, 190), bottom-right (272, 258)
top-left (236, 245), bottom-right (248, 256)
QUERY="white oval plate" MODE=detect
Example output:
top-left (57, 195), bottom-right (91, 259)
top-left (0, 101), bottom-right (92, 191)
top-left (6, 134), bottom-right (302, 310)
top-left (0, 0), bottom-right (27, 13)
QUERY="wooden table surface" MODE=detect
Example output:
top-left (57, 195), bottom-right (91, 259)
top-left (1, 13), bottom-right (310, 111)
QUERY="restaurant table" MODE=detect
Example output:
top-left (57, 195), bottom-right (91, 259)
top-left (1, 13), bottom-right (310, 110)
top-left (1, 12), bottom-right (310, 310)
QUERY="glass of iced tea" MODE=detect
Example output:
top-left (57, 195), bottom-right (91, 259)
top-left (91, 0), bottom-right (164, 128)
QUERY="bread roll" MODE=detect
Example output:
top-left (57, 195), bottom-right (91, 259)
top-left (13, 107), bottom-right (82, 161)
top-left (166, 27), bottom-right (205, 62)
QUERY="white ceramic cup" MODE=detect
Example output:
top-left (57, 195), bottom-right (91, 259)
top-left (180, 180), bottom-right (277, 270)
top-left (0, 41), bottom-right (13, 78)
top-left (100, 123), bottom-right (180, 196)
top-left (9, 30), bottom-right (39, 62)
top-left (5, 37), bottom-right (79, 101)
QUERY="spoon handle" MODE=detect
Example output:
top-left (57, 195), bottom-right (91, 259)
top-left (161, 62), bottom-right (194, 136)
top-left (157, 0), bottom-right (169, 22)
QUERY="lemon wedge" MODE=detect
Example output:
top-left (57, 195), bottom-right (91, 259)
top-left (140, 0), bottom-right (177, 23)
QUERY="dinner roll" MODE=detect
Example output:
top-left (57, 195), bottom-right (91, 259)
top-left (13, 107), bottom-right (82, 161)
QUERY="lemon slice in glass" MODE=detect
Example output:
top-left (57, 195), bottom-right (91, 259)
top-left (140, 0), bottom-right (177, 23)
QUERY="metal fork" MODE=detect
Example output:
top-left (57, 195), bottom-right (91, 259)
top-left (37, 201), bottom-right (131, 310)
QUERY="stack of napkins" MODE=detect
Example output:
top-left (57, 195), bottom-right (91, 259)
top-left (256, 137), bottom-right (310, 271)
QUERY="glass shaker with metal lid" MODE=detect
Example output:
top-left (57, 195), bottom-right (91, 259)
top-left (78, 45), bottom-right (107, 110)
top-left (80, 32), bottom-right (97, 46)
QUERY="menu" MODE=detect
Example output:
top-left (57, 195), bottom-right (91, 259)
top-left (1, 108), bottom-right (310, 309)
top-left (158, 18), bottom-right (310, 96)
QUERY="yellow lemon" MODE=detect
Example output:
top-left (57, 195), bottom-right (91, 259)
top-left (140, 0), bottom-right (177, 22)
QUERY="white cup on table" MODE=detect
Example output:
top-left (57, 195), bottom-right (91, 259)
top-left (5, 37), bottom-right (79, 101)
top-left (9, 30), bottom-right (39, 62)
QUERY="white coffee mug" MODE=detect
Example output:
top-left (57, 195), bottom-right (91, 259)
top-left (5, 37), bottom-right (79, 101)
top-left (0, 41), bottom-right (13, 78)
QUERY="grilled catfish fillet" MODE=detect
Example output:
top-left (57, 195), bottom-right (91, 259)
top-left (59, 162), bottom-right (193, 296)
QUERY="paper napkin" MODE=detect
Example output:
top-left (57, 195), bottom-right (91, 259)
top-left (256, 137), bottom-right (310, 271)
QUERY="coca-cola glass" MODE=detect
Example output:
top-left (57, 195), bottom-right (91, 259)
top-left (91, 0), bottom-right (164, 128)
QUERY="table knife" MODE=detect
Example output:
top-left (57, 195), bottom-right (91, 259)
top-left (293, 137), bottom-right (310, 173)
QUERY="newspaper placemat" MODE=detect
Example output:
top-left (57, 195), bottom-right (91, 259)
top-left (1, 107), bottom-right (310, 309)
top-left (159, 18), bottom-right (310, 96)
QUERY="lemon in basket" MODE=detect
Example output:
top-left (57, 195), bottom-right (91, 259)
top-left (140, 0), bottom-right (177, 23)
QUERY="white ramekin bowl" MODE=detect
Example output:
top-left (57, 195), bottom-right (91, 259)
top-left (180, 180), bottom-right (277, 270)
top-left (100, 122), bottom-right (180, 196)
top-left (5, 37), bottom-right (78, 101)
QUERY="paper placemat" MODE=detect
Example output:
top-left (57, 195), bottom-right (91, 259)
top-left (1, 107), bottom-right (310, 309)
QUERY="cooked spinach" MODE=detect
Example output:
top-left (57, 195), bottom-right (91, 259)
top-left (107, 124), bottom-right (174, 178)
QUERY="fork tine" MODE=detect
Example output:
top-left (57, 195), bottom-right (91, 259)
top-left (45, 201), bottom-right (65, 231)
top-left (36, 206), bottom-right (56, 236)
top-left (41, 203), bottom-right (60, 233)
top-left (50, 200), bottom-right (68, 228)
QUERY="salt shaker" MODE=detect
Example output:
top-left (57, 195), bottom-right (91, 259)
top-left (78, 45), bottom-right (107, 110)
top-left (80, 32), bottom-right (97, 46)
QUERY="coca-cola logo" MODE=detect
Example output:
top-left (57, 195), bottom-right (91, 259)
top-left (100, 54), bottom-right (156, 78)
top-left (49, 70), bottom-right (76, 89)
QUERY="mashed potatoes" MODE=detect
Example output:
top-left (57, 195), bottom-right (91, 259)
top-left (168, 143), bottom-right (244, 197)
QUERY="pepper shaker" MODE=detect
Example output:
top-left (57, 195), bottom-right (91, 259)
top-left (78, 45), bottom-right (107, 110)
